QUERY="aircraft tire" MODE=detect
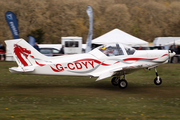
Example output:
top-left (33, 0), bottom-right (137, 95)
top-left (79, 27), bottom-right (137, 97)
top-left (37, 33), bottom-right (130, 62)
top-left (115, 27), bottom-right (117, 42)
top-left (118, 79), bottom-right (128, 89)
top-left (154, 77), bottom-right (162, 85)
top-left (111, 77), bottom-right (119, 86)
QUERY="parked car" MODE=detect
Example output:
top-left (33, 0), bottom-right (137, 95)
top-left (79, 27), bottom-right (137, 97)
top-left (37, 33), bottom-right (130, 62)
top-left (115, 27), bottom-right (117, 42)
top-left (39, 48), bottom-right (62, 56)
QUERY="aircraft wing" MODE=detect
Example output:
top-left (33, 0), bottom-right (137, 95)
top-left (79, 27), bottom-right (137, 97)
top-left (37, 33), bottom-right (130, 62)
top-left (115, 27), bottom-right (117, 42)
top-left (93, 63), bottom-right (143, 81)
top-left (94, 66), bottom-right (123, 81)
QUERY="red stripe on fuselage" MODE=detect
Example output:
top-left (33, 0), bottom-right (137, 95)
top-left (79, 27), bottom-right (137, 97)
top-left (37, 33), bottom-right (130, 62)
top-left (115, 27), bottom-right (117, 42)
top-left (35, 61), bottom-right (45, 66)
top-left (123, 54), bottom-right (168, 61)
top-left (161, 54), bottom-right (168, 57)
top-left (123, 58), bottom-right (157, 61)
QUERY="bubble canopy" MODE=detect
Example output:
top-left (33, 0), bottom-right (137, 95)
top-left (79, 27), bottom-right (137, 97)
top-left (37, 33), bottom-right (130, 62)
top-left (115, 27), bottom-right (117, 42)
top-left (97, 43), bottom-right (136, 56)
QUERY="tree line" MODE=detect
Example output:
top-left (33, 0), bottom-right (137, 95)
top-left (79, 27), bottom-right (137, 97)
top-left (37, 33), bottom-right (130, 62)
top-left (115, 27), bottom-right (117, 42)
top-left (0, 0), bottom-right (180, 44)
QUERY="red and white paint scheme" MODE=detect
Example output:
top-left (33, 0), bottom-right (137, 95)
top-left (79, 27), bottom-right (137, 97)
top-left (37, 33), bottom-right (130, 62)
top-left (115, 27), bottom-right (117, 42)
top-left (5, 39), bottom-right (175, 89)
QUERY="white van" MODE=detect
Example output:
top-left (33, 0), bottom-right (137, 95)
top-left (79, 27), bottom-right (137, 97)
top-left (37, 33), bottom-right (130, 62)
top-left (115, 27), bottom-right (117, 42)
top-left (61, 37), bottom-right (82, 54)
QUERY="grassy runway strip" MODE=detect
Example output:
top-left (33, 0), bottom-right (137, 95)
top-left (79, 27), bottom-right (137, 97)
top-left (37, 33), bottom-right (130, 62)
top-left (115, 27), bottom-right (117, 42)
top-left (0, 61), bottom-right (180, 120)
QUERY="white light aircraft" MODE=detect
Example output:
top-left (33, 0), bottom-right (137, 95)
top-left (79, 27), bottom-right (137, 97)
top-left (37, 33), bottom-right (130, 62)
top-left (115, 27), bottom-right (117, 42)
top-left (5, 39), bottom-right (175, 89)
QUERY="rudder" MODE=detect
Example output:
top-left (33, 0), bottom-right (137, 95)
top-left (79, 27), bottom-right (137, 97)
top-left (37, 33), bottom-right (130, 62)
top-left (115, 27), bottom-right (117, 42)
top-left (5, 39), bottom-right (48, 68)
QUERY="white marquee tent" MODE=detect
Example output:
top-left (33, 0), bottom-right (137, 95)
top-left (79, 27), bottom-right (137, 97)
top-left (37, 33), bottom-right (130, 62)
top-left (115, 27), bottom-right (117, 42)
top-left (92, 29), bottom-right (148, 47)
top-left (153, 37), bottom-right (180, 46)
top-left (164, 39), bottom-right (180, 46)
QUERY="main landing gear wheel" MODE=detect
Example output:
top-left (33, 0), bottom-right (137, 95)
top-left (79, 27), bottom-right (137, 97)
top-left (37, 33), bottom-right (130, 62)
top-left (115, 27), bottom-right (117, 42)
top-left (111, 77), bottom-right (119, 86)
top-left (118, 79), bottom-right (128, 89)
top-left (154, 77), bottom-right (162, 85)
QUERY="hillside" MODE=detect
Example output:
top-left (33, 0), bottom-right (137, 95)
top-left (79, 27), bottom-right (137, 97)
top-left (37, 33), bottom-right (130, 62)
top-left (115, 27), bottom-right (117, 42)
top-left (0, 0), bottom-right (180, 44)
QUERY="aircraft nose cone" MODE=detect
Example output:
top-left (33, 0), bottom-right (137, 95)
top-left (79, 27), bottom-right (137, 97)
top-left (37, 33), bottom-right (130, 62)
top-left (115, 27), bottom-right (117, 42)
top-left (169, 51), bottom-right (176, 58)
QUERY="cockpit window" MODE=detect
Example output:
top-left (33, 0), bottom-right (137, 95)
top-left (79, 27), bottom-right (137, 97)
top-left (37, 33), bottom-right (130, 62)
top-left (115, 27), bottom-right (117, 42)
top-left (98, 44), bottom-right (124, 56)
top-left (124, 45), bottom-right (136, 55)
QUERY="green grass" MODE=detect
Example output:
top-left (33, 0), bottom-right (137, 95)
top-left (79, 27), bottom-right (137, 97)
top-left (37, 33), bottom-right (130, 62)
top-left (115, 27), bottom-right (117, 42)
top-left (0, 61), bottom-right (180, 120)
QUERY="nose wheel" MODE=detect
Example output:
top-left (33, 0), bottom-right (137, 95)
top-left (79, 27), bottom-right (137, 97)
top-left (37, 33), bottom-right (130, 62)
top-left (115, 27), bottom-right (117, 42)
top-left (154, 77), bottom-right (162, 85)
top-left (154, 68), bottom-right (162, 85)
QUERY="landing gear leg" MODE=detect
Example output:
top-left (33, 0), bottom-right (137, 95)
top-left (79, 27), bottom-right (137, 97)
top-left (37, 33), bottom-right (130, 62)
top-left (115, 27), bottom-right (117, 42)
top-left (154, 67), bottom-right (162, 85)
top-left (118, 74), bottom-right (128, 89)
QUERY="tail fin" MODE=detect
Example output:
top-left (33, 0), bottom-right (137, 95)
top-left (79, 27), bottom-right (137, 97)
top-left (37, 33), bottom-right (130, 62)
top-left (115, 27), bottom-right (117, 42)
top-left (5, 39), bottom-right (48, 72)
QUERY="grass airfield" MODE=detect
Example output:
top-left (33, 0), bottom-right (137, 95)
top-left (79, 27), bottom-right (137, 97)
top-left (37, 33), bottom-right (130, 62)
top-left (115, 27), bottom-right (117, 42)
top-left (0, 61), bottom-right (180, 120)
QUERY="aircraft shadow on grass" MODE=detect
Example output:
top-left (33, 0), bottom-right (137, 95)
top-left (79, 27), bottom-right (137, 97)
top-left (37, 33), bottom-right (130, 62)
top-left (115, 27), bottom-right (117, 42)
top-left (7, 80), bottom-right (160, 91)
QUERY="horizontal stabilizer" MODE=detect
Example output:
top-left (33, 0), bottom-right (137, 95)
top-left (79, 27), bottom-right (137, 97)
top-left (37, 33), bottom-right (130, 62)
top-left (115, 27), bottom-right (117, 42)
top-left (9, 66), bottom-right (35, 73)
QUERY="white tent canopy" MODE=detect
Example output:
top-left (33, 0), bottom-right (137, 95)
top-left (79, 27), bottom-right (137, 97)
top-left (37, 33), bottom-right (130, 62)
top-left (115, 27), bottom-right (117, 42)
top-left (164, 39), bottom-right (180, 46)
top-left (153, 37), bottom-right (180, 46)
top-left (92, 29), bottom-right (148, 47)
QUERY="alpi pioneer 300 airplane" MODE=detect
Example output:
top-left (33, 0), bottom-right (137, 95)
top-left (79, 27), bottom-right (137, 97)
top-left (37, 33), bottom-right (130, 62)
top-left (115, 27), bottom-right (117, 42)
top-left (5, 39), bottom-right (175, 89)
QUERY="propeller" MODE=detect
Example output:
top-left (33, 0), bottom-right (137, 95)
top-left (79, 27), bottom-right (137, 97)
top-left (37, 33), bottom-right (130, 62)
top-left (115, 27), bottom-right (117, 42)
top-left (168, 50), bottom-right (176, 63)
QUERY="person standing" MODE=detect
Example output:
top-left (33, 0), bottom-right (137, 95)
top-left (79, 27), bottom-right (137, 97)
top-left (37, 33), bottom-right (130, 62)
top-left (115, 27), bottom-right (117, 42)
top-left (33, 42), bottom-right (40, 51)
top-left (59, 45), bottom-right (64, 54)
top-left (138, 46), bottom-right (142, 50)
top-left (0, 44), bottom-right (6, 61)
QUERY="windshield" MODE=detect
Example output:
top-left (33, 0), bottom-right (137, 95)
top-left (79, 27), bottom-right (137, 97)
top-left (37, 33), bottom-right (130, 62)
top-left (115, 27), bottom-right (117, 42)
top-left (98, 44), bottom-right (124, 56)
top-left (124, 45), bottom-right (136, 55)
top-left (97, 43), bottom-right (136, 56)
